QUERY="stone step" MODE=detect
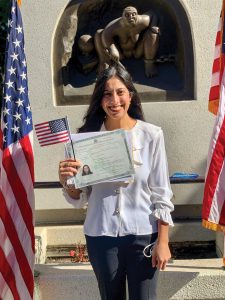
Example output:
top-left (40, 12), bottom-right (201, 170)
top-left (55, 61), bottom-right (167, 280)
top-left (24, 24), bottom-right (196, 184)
top-left (35, 219), bottom-right (215, 243)
top-left (169, 220), bottom-right (215, 242)
top-left (45, 240), bottom-right (217, 265)
top-left (34, 259), bottom-right (225, 300)
top-left (35, 220), bottom-right (215, 246)
top-left (35, 221), bottom-right (216, 264)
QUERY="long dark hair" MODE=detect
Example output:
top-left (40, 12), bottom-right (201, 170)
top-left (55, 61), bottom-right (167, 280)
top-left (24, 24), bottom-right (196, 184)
top-left (78, 64), bottom-right (145, 133)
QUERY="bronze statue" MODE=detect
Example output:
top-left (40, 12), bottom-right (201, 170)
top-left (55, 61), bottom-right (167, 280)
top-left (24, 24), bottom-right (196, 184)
top-left (76, 34), bottom-right (98, 74)
top-left (94, 6), bottom-right (160, 77)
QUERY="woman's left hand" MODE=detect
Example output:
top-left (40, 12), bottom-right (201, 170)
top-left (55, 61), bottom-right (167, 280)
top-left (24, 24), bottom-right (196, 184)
top-left (151, 241), bottom-right (171, 270)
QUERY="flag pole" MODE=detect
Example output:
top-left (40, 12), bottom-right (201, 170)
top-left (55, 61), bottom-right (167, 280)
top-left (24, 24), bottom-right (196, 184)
top-left (65, 116), bottom-right (76, 160)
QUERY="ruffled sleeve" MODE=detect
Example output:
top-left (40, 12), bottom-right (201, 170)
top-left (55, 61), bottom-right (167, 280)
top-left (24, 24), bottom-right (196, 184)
top-left (63, 187), bottom-right (90, 209)
top-left (151, 202), bottom-right (174, 226)
top-left (148, 129), bottom-right (174, 226)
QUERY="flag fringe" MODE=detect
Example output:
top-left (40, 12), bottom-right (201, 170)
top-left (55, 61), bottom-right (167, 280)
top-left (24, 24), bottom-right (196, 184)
top-left (203, 221), bottom-right (225, 267)
top-left (202, 219), bottom-right (225, 232)
top-left (208, 99), bottom-right (219, 115)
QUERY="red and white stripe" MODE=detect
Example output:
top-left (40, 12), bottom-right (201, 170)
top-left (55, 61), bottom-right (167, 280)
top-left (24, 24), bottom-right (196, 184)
top-left (0, 130), bottom-right (35, 299)
top-left (203, 1), bottom-right (225, 266)
top-left (0, 219), bottom-right (32, 300)
top-left (209, 15), bottom-right (224, 115)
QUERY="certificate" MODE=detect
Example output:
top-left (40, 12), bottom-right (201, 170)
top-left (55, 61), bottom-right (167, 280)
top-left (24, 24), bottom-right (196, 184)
top-left (65, 129), bottom-right (134, 188)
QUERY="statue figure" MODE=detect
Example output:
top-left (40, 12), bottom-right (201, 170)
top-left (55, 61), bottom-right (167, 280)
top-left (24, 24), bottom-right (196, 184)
top-left (62, 6), bottom-right (80, 67)
top-left (76, 34), bottom-right (98, 74)
top-left (94, 6), bottom-right (160, 77)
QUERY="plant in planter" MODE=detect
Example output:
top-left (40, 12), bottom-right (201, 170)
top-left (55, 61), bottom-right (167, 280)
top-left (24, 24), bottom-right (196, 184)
top-left (69, 242), bottom-right (89, 263)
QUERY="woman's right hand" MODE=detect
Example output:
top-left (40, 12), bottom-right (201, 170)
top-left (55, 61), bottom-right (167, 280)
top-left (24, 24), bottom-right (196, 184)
top-left (58, 159), bottom-right (82, 187)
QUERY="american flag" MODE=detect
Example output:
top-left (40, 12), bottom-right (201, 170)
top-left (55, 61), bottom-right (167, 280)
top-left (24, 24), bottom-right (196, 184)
top-left (35, 117), bottom-right (70, 147)
top-left (202, 0), bottom-right (225, 266)
top-left (208, 7), bottom-right (225, 115)
top-left (0, 0), bottom-right (35, 298)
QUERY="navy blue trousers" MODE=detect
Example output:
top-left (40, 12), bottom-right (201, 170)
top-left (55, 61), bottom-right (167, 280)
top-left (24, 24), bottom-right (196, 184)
top-left (86, 233), bottom-right (159, 300)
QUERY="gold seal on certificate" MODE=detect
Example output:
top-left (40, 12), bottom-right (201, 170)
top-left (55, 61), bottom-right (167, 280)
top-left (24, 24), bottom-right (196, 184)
top-left (65, 129), bottom-right (134, 188)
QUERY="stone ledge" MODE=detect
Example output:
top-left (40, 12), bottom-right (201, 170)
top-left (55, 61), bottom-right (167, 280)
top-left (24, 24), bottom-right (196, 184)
top-left (35, 223), bottom-right (216, 264)
top-left (34, 259), bottom-right (225, 300)
top-left (35, 221), bottom-right (215, 247)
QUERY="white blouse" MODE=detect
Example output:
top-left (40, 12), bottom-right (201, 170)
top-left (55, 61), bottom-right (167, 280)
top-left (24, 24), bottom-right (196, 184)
top-left (63, 120), bottom-right (174, 237)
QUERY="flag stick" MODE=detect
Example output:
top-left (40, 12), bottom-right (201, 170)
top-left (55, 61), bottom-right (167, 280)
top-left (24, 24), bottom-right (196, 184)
top-left (65, 116), bottom-right (76, 160)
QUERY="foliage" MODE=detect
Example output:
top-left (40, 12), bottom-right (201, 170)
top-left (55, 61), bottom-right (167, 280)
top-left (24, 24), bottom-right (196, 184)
top-left (0, 0), bottom-right (10, 99)
top-left (69, 242), bottom-right (89, 263)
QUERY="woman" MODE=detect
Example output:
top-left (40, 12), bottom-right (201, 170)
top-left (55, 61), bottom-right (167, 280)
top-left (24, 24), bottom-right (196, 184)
top-left (58, 64), bottom-right (174, 300)
top-left (82, 164), bottom-right (93, 176)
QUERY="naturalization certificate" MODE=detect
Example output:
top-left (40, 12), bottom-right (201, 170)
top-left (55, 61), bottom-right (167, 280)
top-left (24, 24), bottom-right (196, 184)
top-left (65, 129), bottom-right (134, 188)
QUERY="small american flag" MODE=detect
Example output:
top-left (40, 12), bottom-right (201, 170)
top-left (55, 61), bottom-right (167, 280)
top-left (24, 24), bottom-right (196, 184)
top-left (0, 0), bottom-right (35, 298)
top-left (35, 117), bottom-right (70, 147)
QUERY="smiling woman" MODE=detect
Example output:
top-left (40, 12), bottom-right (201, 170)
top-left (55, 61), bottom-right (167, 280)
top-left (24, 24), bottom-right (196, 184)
top-left (58, 64), bottom-right (174, 300)
top-left (77, 65), bottom-right (145, 133)
top-left (101, 77), bottom-right (133, 128)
